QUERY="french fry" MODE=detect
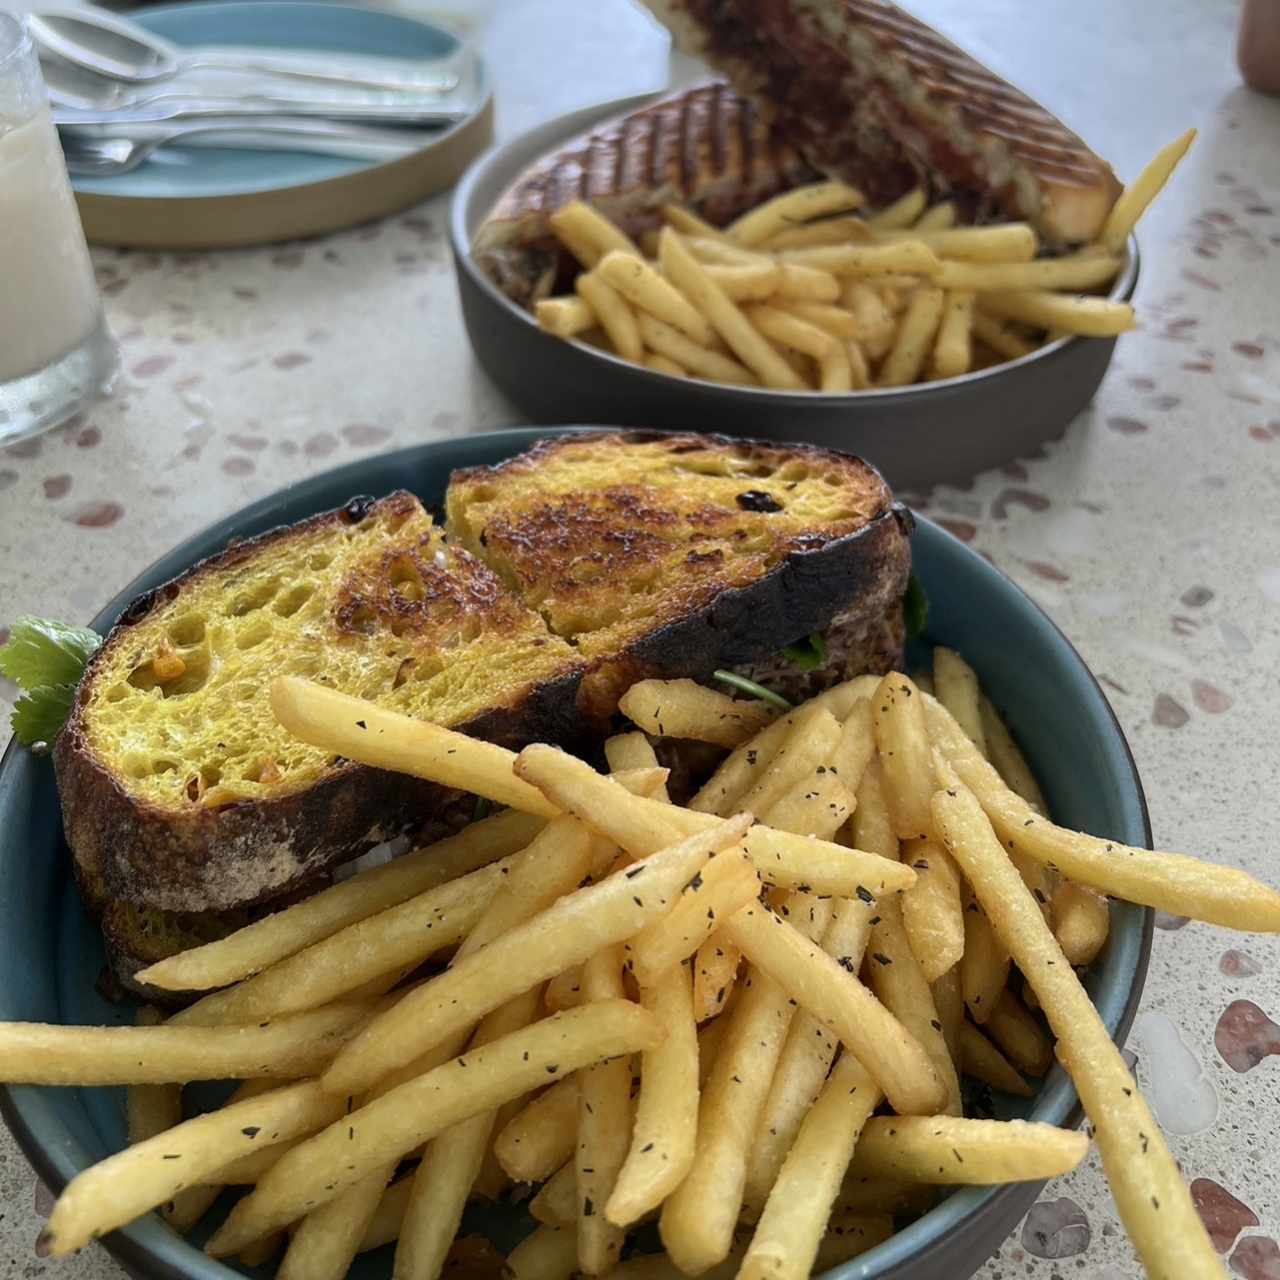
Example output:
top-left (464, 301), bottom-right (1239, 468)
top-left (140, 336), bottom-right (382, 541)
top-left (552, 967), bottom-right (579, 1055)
top-left (866, 187), bottom-right (926, 228)
top-left (279, 1168), bottom-right (389, 1280)
top-left (838, 1176), bottom-right (937, 1217)
top-left (41, 1080), bottom-right (349, 1257)
top-left (780, 241), bottom-right (941, 278)
top-left (136, 808), bottom-right (543, 992)
top-left (240, 1232), bottom-right (285, 1267)
top-left (933, 779), bottom-right (1222, 1277)
top-left (914, 201), bottom-right (956, 230)
top-left (925, 694), bottom-right (1280, 930)
top-left (529, 1161), bottom-right (576, 1227)
top-left (772, 262), bottom-right (842, 302)
top-left (658, 228), bottom-right (807, 390)
top-left (878, 286), bottom-right (946, 386)
top-left (550, 200), bottom-right (641, 261)
top-left (606, 961), bottom-right (699, 1226)
top-left (545, 966), bottom-right (585, 1012)
top-left (535, 296), bottom-right (596, 338)
top-left (780, 301), bottom-right (860, 338)
top-left (938, 252), bottom-right (1122, 292)
top-left (1052, 881), bottom-right (1111, 966)
top-left (971, 311), bottom-right (1037, 359)
top-left (357, 1177), bottom-right (412, 1253)
top-left (980, 289), bottom-right (1136, 337)
top-left (723, 901), bottom-right (945, 1116)
top-left (635, 312), bottom-right (758, 385)
top-left (847, 1115), bottom-right (1088, 1183)
top-left (959, 1021), bottom-right (1033, 1097)
top-left (703, 262), bottom-right (783, 301)
top-left (643, 352), bottom-right (687, 378)
top-left (763, 215), bottom-right (875, 250)
top-left (829, 694), bottom-right (876, 794)
top-left (0, 1001), bottom-right (374, 1084)
top-left (550, 221), bottom-right (602, 270)
top-left (739, 702), bottom-right (843, 816)
top-left (930, 964), bottom-right (964, 1074)
top-left (495, 1077), bottom-right (578, 1184)
top-left (761, 772), bottom-right (854, 841)
top-left (598, 250), bottom-right (714, 344)
top-left (728, 180), bottom-right (864, 246)
top-left (209, 1003), bottom-right (663, 1258)
top-left (576, 271), bottom-right (643, 362)
top-left (683, 235), bottom-right (772, 266)
top-left (928, 290), bottom-right (975, 379)
top-left (743, 304), bottom-right (836, 359)
top-left (984, 989), bottom-right (1053, 1077)
top-left (961, 889), bottom-right (1010, 1025)
top-left (125, 1008), bottom-right (180, 1141)
top-left (843, 281), bottom-right (897, 360)
top-left (505, 1225), bottom-right (578, 1280)
top-left (662, 203), bottom-right (732, 242)
top-left (321, 822), bottom-right (738, 1096)
top-left (872, 673), bottom-right (936, 839)
top-left (739, 1053), bottom-right (882, 1280)
top-left (605, 732), bottom-right (666, 794)
top-left (271, 677), bottom-right (558, 817)
top-left (900, 838), bottom-right (965, 982)
top-left (618, 678), bottom-right (777, 749)
top-left (817, 338), bottom-right (853, 391)
top-left (932, 647), bottom-right (986, 756)
top-left (875, 223), bottom-right (1037, 263)
top-left (693, 933), bottom-right (741, 1022)
top-left (1100, 129), bottom-right (1196, 252)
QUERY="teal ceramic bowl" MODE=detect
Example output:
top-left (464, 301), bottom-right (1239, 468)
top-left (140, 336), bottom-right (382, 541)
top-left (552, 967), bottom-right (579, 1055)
top-left (0, 428), bottom-right (1151, 1280)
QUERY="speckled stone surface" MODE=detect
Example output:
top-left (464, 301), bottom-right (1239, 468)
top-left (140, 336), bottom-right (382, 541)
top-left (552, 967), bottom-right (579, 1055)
top-left (1, 1), bottom-right (1279, 1276)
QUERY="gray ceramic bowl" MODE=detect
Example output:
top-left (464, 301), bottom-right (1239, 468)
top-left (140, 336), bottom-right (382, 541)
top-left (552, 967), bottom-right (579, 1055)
top-left (449, 97), bottom-right (1139, 491)
top-left (0, 428), bottom-right (1151, 1280)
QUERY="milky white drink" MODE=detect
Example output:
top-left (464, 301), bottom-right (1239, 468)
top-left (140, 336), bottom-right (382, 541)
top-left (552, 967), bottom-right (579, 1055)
top-left (0, 104), bottom-right (101, 381)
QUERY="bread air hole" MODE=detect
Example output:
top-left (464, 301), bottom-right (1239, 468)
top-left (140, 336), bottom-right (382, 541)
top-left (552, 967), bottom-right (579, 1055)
top-left (167, 615), bottom-right (206, 646)
top-left (227, 578), bottom-right (279, 617)
top-left (273, 582), bottom-right (315, 618)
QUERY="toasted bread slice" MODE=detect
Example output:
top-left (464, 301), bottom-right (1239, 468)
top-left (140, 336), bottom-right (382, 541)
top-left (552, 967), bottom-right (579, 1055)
top-left (56, 492), bottom-right (583, 913)
top-left (446, 432), bottom-right (911, 711)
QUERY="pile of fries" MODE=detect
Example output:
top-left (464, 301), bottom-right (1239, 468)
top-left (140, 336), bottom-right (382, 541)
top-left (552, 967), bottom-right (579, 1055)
top-left (533, 130), bottom-right (1195, 392)
top-left (9, 642), bottom-right (1278, 1280)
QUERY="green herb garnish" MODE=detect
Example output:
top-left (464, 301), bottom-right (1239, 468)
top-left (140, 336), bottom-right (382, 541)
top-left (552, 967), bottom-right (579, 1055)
top-left (1, 616), bottom-right (100, 748)
top-left (903, 575), bottom-right (929, 642)
top-left (781, 632), bottom-right (829, 672)
top-left (711, 670), bottom-right (792, 711)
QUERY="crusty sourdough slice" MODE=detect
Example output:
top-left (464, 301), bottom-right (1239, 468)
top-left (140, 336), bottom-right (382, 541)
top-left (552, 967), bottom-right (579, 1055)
top-left (445, 431), bottom-right (912, 713)
top-left (56, 492), bottom-right (583, 914)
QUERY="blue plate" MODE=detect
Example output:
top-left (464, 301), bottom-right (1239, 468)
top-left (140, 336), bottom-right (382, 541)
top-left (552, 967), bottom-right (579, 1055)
top-left (71, 1), bottom-right (488, 199)
top-left (0, 428), bottom-right (1152, 1280)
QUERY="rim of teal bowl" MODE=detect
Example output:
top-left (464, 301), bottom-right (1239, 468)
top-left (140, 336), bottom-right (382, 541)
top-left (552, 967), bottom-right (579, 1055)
top-left (0, 428), bottom-right (1153, 1280)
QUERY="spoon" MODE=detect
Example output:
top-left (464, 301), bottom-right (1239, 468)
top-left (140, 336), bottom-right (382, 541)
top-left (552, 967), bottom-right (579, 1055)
top-left (41, 54), bottom-right (472, 125)
top-left (58, 118), bottom-right (431, 175)
top-left (28, 8), bottom-right (461, 94)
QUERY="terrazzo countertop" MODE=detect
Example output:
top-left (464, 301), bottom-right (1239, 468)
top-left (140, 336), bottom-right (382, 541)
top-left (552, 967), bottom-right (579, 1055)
top-left (2, 0), bottom-right (1279, 1276)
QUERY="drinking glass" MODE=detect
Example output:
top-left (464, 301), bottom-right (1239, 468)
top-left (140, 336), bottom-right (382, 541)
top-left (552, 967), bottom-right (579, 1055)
top-left (0, 13), bottom-right (116, 446)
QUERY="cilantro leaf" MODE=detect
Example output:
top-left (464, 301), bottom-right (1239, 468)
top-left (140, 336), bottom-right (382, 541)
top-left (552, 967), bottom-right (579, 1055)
top-left (903, 575), bottom-right (929, 642)
top-left (781, 632), bottom-right (829, 672)
top-left (711, 670), bottom-right (792, 711)
top-left (0, 617), bottom-right (100, 690)
top-left (9, 684), bottom-right (78, 748)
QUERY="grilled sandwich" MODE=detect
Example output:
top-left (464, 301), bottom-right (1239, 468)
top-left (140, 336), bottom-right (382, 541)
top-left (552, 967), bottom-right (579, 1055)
top-left (54, 432), bottom-right (911, 996)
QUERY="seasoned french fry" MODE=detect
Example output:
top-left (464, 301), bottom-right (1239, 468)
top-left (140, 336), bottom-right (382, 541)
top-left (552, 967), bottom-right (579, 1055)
top-left (703, 261), bottom-right (783, 301)
top-left (618, 678), bottom-right (777, 749)
top-left (985, 989), bottom-right (1053, 1077)
top-left (658, 228), bottom-right (807, 390)
top-left (972, 311), bottom-right (1037, 359)
top-left (959, 1021), bottom-right (1033, 1097)
top-left (772, 262), bottom-right (843, 302)
top-left (494, 1077), bottom-right (578, 1184)
top-left (728, 180), bottom-right (864, 246)
top-left (1100, 129), bottom-right (1196, 252)
top-left (878, 287), bottom-right (946, 386)
top-left (817, 338), bottom-right (852, 391)
top-left (932, 647), bottom-right (986, 756)
top-left (550, 221), bottom-right (602, 270)
top-left (866, 187), bottom-right (926, 228)
top-left (780, 241), bottom-right (941, 278)
top-left (762, 772), bottom-right (854, 840)
top-left (576, 271), bottom-right (643, 362)
top-left (830, 694), bottom-right (876, 793)
top-left (536, 296), bottom-right (596, 338)
top-left (125, 1008), bottom-right (180, 1141)
top-left (693, 933), bottom-right (741, 1022)
top-left (961, 889), bottom-right (1010, 1025)
top-left (550, 200), bottom-right (641, 260)
top-left (605, 732), bottom-right (666, 794)
top-left (271, 677), bottom-right (558, 816)
top-left (724, 901), bottom-right (945, 1116)
top-left (598, 250), bottom-right (714, 344)
top-left (529, 1161), bottom-right (576, 1227)
top-left (607, 961), bottom-right (699, 1226)
top-left (740, 1053), bottom-right (881, 1280)
top-left (643, 352), bottom-right (687, 378)
top-left (357, 1177), bottom-right (413, 1253)
top-left (1052, 881), bottom-right (1111, 966)
top-left (931, 964), bottom-right (964, 1073)
top-left (683, 235), bottom-right (772, 266)
top-left (925, 694), bottom-right (1280, 931)
top-left (872, 673), bottom-right (935, 839)
top-left (662, 203), bottom-right (732, 242)
top-left (933, 779), bottom-right (1222, 1277)
top-left (136, 808), bottom-right (543, 992)
top-left (848, 1115), bottom-right (1088, 1183)
top-left (914, 201), bottom-right (956, 230)
top-left (980, 289), bottom-right (1135, 337)
top-left (743, 303), bottom-right (836, 359)
top-left (280, 1168), bottom-right (389, 1280)
top-left (763, 215), bottom-right (875, 250)
top-left (739, 702), bottom-right (843, 816)
top-left (899, 838), bottom-right (964, 982)
top-left (843, 281), bottom-right (896, 361)
top-left (978, 690), bottom-right (1049, 802)
top-left (929, 291), bottom-right (975, 380)
top-left (506, 1226), bottom-right (577, 1280)
top-left (875, 223), bottom-right (1037, 263)
top-left (635, 312), bottom-right (758, 385)
top-left (939, 252), bottom-right (1122, 292)
top-left (779, 301), bottom-right (860, 338)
